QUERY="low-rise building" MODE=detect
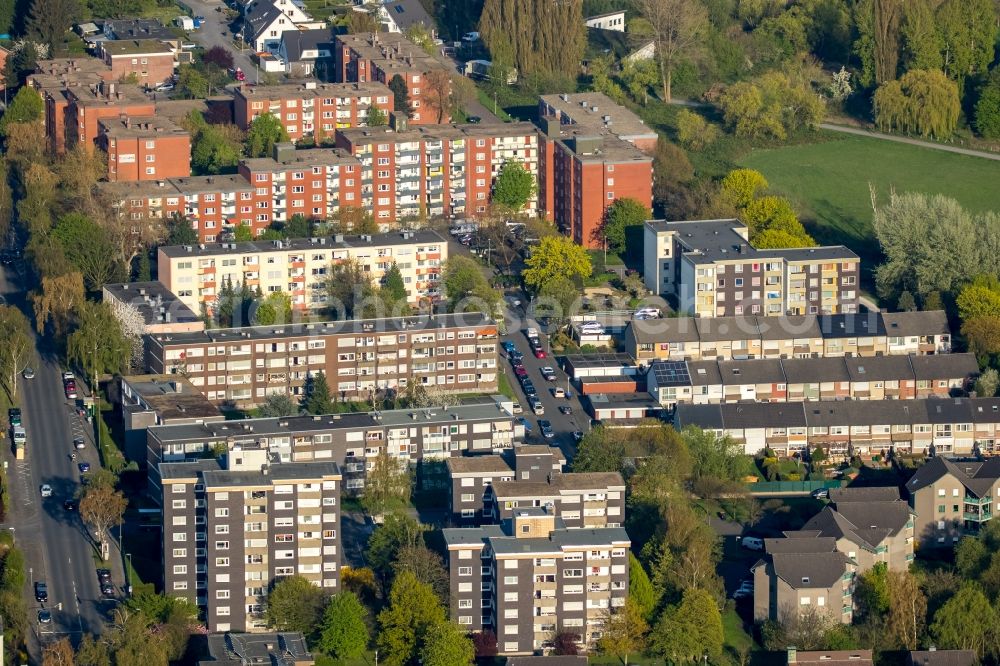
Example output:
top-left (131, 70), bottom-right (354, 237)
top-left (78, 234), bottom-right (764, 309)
top-left (643, 219), bottom-right (860, 317)
top-left (156, 229), bottom-right (448, 313)
top-left (278, 29), bottom-right (337, 79)
top-left (334, 32), bottom-right (455, 124)
top-left (144, 312), bottom-right (498, 406)
top-left (335, 123), bottom-right (540, 221)
top-left (233, 81), bottom-right (393, 141)
top-left (647, 353), bottom-right (977, 407)
top-left (752, 536), bottom-right (855, 625)
top-left (623, 311), bottom-right (952, 364)
top-left (537, 93), bottom-right (655, 248)
top-left (675, 397), bottom-right (1000, 457)
top-left (97, 115), bottom-right (191, 181)
top-left (160, 454), bottom-right (341, 632)
top-left (102, 281), bottom-right (204, 335)
top-left (442, 509), bottom-right (630, 654)
top-left (100, 39), bottom-right (175, 87)
top-left (146, 400), bottom-right (519, 492)
top-left (789, 650), bottom-right (873, 666)
top-left (119, 373), bottom-right (223, 459)
top-left (585, 10), bottom-right (627, 31)
top-left (200, 632), bottom-right (315, 666)
top-left (490, 473), bottom-right (626, 529)
top-left (906, 649), bottom-right (976, 666)
top-left (905, 456), bottom-right (1000, 549)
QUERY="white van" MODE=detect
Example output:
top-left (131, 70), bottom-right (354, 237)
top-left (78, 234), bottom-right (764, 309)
top-left (740, 536), bottom-right (764, 551)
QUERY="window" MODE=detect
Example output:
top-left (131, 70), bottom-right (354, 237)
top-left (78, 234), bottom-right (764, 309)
top-left (459, 567), bottom-right (473, 576)
top-left (215, 557), bottom-right (230, 567)
top-left (214, 508), bottom-right (229, 518)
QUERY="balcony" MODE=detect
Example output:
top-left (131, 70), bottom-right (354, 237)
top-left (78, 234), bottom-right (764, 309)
top-left (963, 511), bottom-right (993, 522)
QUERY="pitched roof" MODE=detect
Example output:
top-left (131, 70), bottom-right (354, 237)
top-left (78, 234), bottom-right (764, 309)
top-left (769, 551), bottom-right (851, 589)
top-left (280, 27), bottom-right (339, 62)
top-left (843, 354), bottom-right (914, 382)
top-left (717, 358), bottom-right (785, 385)
top-left (907, 650), bottom-right (976, 666)
top-left (882, 310), bottom-right (950, 337)
top-left (908, 353), bottom-right (978, 380)
top-left (779, 356), bottom-right (850, 383)
top-left (445, 456), bottom-right (513, 475)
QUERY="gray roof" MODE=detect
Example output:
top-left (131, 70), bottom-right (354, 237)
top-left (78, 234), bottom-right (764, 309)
top-left (765, 536), bottom-right (839, 554)
top-left (695, 316), bottom-right (762, 343)
top-left (818, 313), bottom-right (886, 338)
top-left (627, 317), bottom-right (700, 344)
top-left (906, 456), bottom-right (1000, 498)
top-left (103, 281), bottom-right (201, 327)
top-left (202, 632), bottom-right (313, 666)
top-left (686, 360), bottom-right (723, 386)
top-left (674, 404), bottom-right (724, 430)
top-left (280, 27), bottom-right (336, 62)
top-left (246, 2), bottom-right (287, 38)
top-left (160, 458), bottom-right (223, 480)
top-left (490, 472), bottom-right (625, 499)
top-left (769, 551), bottom-right (851, 589)
top-left (201, 461), bottom-right (341, 488)
top-left (147, 312), bottom-right (494, 345)
top-left (717, 358), bottom-right (785, 385)
top-left (907, 650), bottom-right (976, 666)
top-left (121, 374), bottom-right (222, 421)
top-left (908, 353), bottom-right (978, 381)
top-left (159, 228), bottom-right (447, 258)
top-left (539, 92), bottom-right (656, 141)
top-left (490, 527), bottom-right (630, 554)
top-left (757, 315), bottom-right (823, 340)
top-left (779, 356), bottom-right (851, 383)
top-left (882, 310), bottom-right (950, 337)
top-left (801, 502), bottom-right (908, 553)
top-left (719, 402), bottom-right (806, 429)
top-left (563, 353), bottom-right (635, 370)
top-left (442, 524), bottom-right (505, 548)
top-left (843, 355), bottom-right (914, 382)
top-left (829, 486), bottom-right (902, 503)
top-left (446, 455), bottom-right (513, 475)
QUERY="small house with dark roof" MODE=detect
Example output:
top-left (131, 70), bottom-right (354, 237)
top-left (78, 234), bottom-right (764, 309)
top-left (201, 632), bottom-right (314, 666)
top-left (906, 649), bottom-right (976, 666)
top-left (752, 535), bottom-right (855, 625)
top-left (906, 456), bottom-right (1000, 548)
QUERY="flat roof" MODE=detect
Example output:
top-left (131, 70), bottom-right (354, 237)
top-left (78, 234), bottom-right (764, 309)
top-left (540, 92), bottom-right (656, 141)
top-left (102, 39), bottom-right (173, 56)
top-left (235, 80), bottom-right (391, 100)
top-left (240, 147), bottom-right (360, 172)
top-left (66, 81), bottom-right (150, 106)
top-left (148, 401), bottom-right (512, 443)
top-left (102, 281), bottom-right (201, 326)
top-left (121, 374), bottom-right (222, 421)
top-left (202, 460), bottom-right (341, 488)
top-left (336, 32), bottom-right (453, 74)
top-left (98, 115), bottom-right (188, 138)
top-left (337, 121), bottom-right (539, 145)
top-left (148, 312), bottom-right (494, 345)
top-left (158, 228), bottom-right (447, 258)
top-left (563, 353), bottom-right (635, 369)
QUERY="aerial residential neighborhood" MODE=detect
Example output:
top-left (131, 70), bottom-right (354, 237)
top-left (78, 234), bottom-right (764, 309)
top-left (0, 0), bottom-right (999, 664)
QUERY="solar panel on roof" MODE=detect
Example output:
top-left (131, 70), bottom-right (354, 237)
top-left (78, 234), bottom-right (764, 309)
top-left (652, 361), bottom-right (691, 386)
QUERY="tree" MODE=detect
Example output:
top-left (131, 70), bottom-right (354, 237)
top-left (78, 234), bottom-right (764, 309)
top-left (377, 571), bottom-right (447, 666)
top-left (245, 113), bottom-right (290, 158)
top-left (522, 235), bottom-right (592, 293)
top-left (744, 195), bottom-right (814, 247)
top-left (42, 637), bottom-right (75, 666)
top-left (551, 630), bottom-right (581, 655)
top-left (254, 291), bottom-right (292, 325)
top-left (403, 23), bottom-right (437, 55)
top-left (32, 272), bottom-right (85, 336)
top-left (886, 569), bottom-right (927, 650)
top-left (80, 482), bottom-right (127, 556)
top-left (936, 0), bottom-right (995, 93)
top-left (388, 75), bottom-right (412, 118)
top-left (366, 513), bottom-right (425, 580)
top-left (366, 105), bottom-right (388, 127)
top-left (853, 0), bottom-right (903, 87)
top-left (479, 0), bottom-right (584, 77)
top-left (203, 45), bottom-right (234, 70)
top-left (958, 275), bottom-right (1000, 322)
top-left (361, 451), bottom-right (411, 518)
top-left (929, 583), bottom-right (998, 659)
top-left (318, 592), bottom-right (369, 660)
top-left (420, 621), bottom-right (474, 666)
top-left (26, 0), bottom-right (79, 50)
top-left (75, 634), bottom-right (111, 666)
top-left (650, 588), bottom-right (723, 662)
top-left (423, 70), bottom-right (456, 124)
top-left (683, 426), bottom-right (754, 482)
top-left (325, 259), bottom-right (380, 319)
top-left (676, 108), bottom-right (719, 149)
top-left (537, 276), bottom-right (581, 326)
top-left (302, 370), bottom-right (334, 414)
top-left (68, 301), bottom-right (133, 382)
top-left (393, 544), bottom-right (449, 603)
top-left (634, 0), bottom-right (708, 102)
top-left (720, 168), bottom-right (769, 209)
top-left (598, 198), bottom-right (651, 254)
top-left (327, 206), bottom-right (378, 235)
top-left (901, 0), bottom-right (942, 72)
top-left (0, 86), bottom-right (43, 136)
top-left (53, 213), bottom-right (125, 290)
top-left (190, 123), bottom-right (242, 175)
top-left (267, 575), bottom-right (328, 635)
top-left (719, 70), bottom-right (825, 140)
top-left (442, 256), bottom-right (495, 312)
top-left (258, 393), bottom-right (299, 417)
top-left (975, 70), bottom-right (1000, 139)
top-left (599, 599), bottom-right (648, 665)
top-left (176, 64), bottom-right (210, 99)
top-left (381, 263), bottom-right (408, 307)
top-left (0, 306), bottom-right (33, 401)
top-left (874, 69), bottom-right (960, 139)
top-left (976, 368), bottom-right (1000, 398)
top-left (491, 160), bottom-right (536, 211)
top-left (628, 552), bottom-right (656, 621)
top-left (166, 215), bottom-right (199, 246)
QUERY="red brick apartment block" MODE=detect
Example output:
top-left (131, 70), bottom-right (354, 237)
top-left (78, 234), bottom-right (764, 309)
top-left (29, 58), bottom-right (115, 154)
top-left (334, 32), bottom-right (454, 125)
top-left (98, 115), bottom-right (192, 181)
top-left (100, 39), bottom-right (175, 87)
top-left (537, 92), bottom-right (656, 248)
top-left (233, 80), bottom-right (393, 142)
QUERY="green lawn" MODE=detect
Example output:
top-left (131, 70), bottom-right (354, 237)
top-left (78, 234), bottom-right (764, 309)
top-left (740, 132), bottom-right (1000, 275)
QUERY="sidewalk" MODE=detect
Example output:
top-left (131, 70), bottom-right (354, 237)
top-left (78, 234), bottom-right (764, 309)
top-left (819, 123), bottom-right (1000, 162)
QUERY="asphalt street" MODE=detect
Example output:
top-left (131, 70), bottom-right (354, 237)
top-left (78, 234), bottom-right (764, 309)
top-left (183, 0), bottom-right (261, 84)
top-left (0, 265), bottom-right (116, 654)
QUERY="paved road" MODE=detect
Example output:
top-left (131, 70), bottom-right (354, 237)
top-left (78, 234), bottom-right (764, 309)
top-left (0, 265), bottom-right (117, 654)
top-left (183, 0), bottom-right (261, 84)
top-left (819, 122), bottom-right (1000, 161)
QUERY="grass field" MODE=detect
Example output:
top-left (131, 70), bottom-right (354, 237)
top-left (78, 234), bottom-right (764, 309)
top-left (740, 132), bottom-right (1000, 275)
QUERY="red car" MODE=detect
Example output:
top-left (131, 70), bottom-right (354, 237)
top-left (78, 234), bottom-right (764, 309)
top-left (64, 381), bottom-right (78, 399)
top-left (513, 365), bottom-right (528, 377)
top-left (533, 349), bottom-right (546, 359)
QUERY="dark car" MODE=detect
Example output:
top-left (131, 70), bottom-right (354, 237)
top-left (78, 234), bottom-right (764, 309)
top-left (558, 405), bottom-right (573, 415)
top-left (522, 382), bottom-right (537, 396)
top-left (78, 462), bottom-right (91, 473)
top-left (97, 569), bottom-right (112, 584)
top-left (37, 609), bottom-right (52, 624)
top-left (572, 431), bottom-right (584, 442)
top-left (539, 420), bottom-right (555, 439)
top-left (34, 582), bottom-right (48, 602)
top-left (63, 499), bottom-right (76, 511)
top-left (101, 583), bottom-right (115, 598)
top-left (509, 350), bottom-right (523, 362)
top-left (467, 115), bottom-right (481, 123)
top-left (513, 365), bottom-right (528, 377)
top-left (8, 408), bottom-right (21, 427)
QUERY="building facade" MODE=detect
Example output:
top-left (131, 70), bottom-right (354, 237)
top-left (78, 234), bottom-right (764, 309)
top-left (906, 456), bottom-right (1000, 549)
top-left (159, 455), bottom-right (341, 632)
top-left (537, 93), bottom-right (655, 249)
top-left (335, 123), bottom-right (540, 221)
top-left (156, 229), bottom-right (448, 313)
top-left (103, 281), bottom-right (205, 335)
top-left (442, 511), bottom-right (630, 655)
top-left (100, 39), bottom-right (175, 86)
top-left (144, 313), bottom-right (498, 405)
top-left (233, 81), bottom-right (393, 141)
top-left (97, 115), bottom-right (192, 181)
top-left (643, 219), bottom-right (860, 317)
top-left (752, 536), bottom-right (855, 625)
top-left (675, 397), bottom-right (1000, 457)
top-left (147, 400), bottom-right (520, 493)
top-left (623, 311), bottom-right (952, 364)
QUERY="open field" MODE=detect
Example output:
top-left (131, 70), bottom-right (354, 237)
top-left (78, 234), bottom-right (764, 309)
top-left (741, 132), bottom-right (1000, 274)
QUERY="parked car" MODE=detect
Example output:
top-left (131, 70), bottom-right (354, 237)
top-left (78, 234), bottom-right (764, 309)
top-left (516, 416), bottom-right (532, 432)
top-left (63, 499), bottom-right (76, 511)
top-left (38, 609), bottom-right (52, 624)
top-left (559, 405), bottom-right (573, 415)
top-left (74, 437), bottom-right (86, 450)
top-left (551, 387), bottom-right (565, 398)
top-left (96, 569), bottom-right (112, 584)
top-left (8, 408), bottom-right (21, 427)
top-left (511, 403), bottom-right (523, 414)
top-left (572, 431), bottom-right (584, 442)
top-left (78, 462), bottom-right (91, 473)
top-left (21, 367), bottom-right (34, 379)
top-left (467, 115), bottom-right (481, 124)
top-left (101, 583), bottom-right (115, 598)
top-left (34, 582), bottom-right (48, 602)
top-left (811, 488), bottom-right (829, 499)
top-left (539, 420), bottom-right (554, 439)
top-left (513, 365), bottom-right (528, 378)
top-left (733, 580), bottom-right (754, 599)
top-left (533, 348), bottom-right (546, 359)
top-left (530, 398), bottom-right (544, 415)
top-left (740, 536), bottom-right (764, 551)
top-left (501, 341), bottom-right (516, 355)
top-left (39, 484), bottom-right (52, 498)
top-left (540, 367), bottom-right (556, 381)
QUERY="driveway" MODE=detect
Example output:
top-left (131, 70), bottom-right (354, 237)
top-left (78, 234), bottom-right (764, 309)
top-left (182, 0), bottom-right (261, 83)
